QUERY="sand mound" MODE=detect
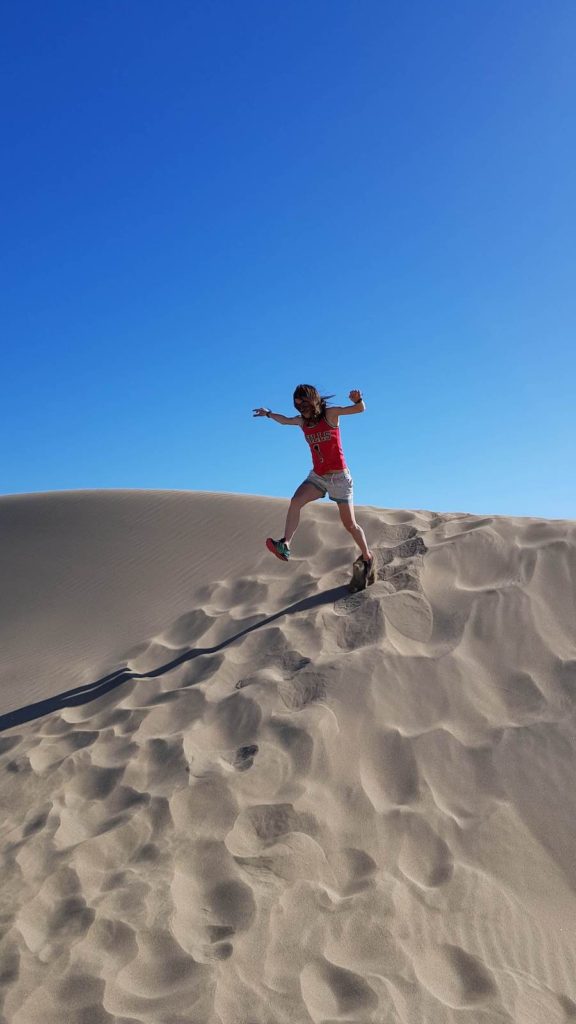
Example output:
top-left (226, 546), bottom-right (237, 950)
top-left (1, 489), bottom-right (575, 1023)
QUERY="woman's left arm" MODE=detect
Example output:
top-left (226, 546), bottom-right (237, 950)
top-left (329, 389), bottom-right (366, 419)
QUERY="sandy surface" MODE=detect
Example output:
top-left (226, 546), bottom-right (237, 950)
top-left (1, 488), bottom-right (576, 1024)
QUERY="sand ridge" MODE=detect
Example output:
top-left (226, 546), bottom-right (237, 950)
top-left (1, 490), bottom-right (576, 1023)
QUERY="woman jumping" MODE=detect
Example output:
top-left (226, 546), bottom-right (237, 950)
top-left (253, 384), bottom-right (374, 583)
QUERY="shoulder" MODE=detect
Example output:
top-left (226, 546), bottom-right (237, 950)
top-left (324, 409), bottom-right (340, 427)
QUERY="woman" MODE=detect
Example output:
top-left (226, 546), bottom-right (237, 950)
top-left (253, 384), bottom-right (374, 582)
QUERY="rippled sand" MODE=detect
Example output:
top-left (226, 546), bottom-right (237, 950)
top-left (1, 490), bottom-right (575, 1023)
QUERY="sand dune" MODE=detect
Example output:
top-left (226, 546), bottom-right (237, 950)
top-left (1, 489), bottom-right (575, 1023)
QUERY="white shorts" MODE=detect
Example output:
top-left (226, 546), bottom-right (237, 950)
top-left (305, 468), bottom-right (353, 504)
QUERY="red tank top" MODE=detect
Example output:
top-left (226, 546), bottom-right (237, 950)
top-left (301, 416), bottom-right (347, 475)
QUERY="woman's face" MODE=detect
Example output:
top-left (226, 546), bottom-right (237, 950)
top-left (294, 394), bottom-right (314, 418)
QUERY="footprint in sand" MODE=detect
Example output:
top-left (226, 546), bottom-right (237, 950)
top-left (16, 865), bottom-right (95, 960)
top-left (170, 776), bottom-right (239, 840)
top-left (334, 594), bottom-right (386, 651)
top-left (267, 719), bottom-right (314, 777)
top-left (490, 669), bottom-right (547, 725)
top-left (375, 523), bottom-right (421, 545)
top-left (234, 648), bottom-right (311, 696)
top-left (332, 539), bottom-right (432, 644)
top-left (556, 659), bottom-right (576, 704)
top-left (360, 729), bottom-right (420, 811)
top-left (226, 575), bottom-right (268, 607)
top-left (159, 609), bottom-right (215, 647)
top-left (389, 536), bottom-right (428, 559)
top-left (330, 847), bottom-right (378, 896)
top-left (192, 692), bottom-right (261, 751)
top-left (178, 651), bottom-right (224, 688)
top-left (66, 764), bottom-right (124, 800)
top-left (429, 517), bottom-right (495, 545)
top-left (397, 812), bottom-right (454, 888)
top-left (135, 689), bottom-right (206, 737)
top-left (323, 901), bottom-right (407, 978)
top-left (84, 916), bottom-right (137, 971)
top-left (300, 958), bottom-right (379, 1023)
top-left (0, 941), bottom-right (20, 989)
top-left (11, 972), bottom-right (108, 1024)
top-left (280, 649), bottom-right (313, 674)
top-left (170, 839), bottom-right (255, 961)
top-left (377, 562), bottom-right (421, 591)
top-left (379, 590), bottom-right (434, 642)
top-left (413, 943), bottom-right (497, 1009)
top-left (127, 736), bottom-right (190, 794)
top-left (278, 669), bottom-right (327, 710)
top-left (0, 735), bottom-right (21, 757)
top-left (515, 987), bottom-right (576, 1024)
top-left (225, 801), bottom-right (317, 857)
top-left (106, 927), bottom-right (212, 1016)
top-left (416, 729), bottom-right (502, 821)
top-left (27, 730), bottom-right (99, 772)
top-left (231, 743), bottom-right (259, 771)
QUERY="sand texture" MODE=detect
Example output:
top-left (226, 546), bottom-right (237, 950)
top-left (1, 489), bottom-right (576, 1024)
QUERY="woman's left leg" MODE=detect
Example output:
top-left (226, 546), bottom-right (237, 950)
top-left (337, 502), bottom-right (372, 561)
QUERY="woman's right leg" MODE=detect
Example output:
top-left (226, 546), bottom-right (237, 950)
top-left (284, 481), bottom-right (324, 544)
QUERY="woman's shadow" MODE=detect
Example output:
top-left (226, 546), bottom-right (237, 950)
top-left (0, 585), bottom-right (349, 734)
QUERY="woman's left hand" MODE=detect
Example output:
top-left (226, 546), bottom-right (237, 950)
top-left (349, 389), bottom-right (363, 403)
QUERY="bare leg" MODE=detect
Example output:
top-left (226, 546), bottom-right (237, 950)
top-left (337, 502), bottom-right (372, 560)
top-left (284, 482), bottom-right (324, 544)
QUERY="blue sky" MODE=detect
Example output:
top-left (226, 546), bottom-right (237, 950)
top-left (2, 1), bottom-right (574, 518)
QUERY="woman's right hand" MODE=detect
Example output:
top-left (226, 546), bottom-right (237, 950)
top-left (252, 407), bottom-right (270, 417)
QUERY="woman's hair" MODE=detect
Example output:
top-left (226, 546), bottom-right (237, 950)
top-left (293, 384), bottom-right (334, 422)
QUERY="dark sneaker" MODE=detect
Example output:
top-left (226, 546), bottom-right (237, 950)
top-left (364, 554), bottom-right (376, 586)
top-left (266, 537), bottom-right (291, 561)
top-left (349, 553), bottom-right (375, 592)
top-left (349, 554), bottom-right (366, 592)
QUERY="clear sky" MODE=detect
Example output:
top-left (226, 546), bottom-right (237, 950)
top-left (2, 1), bottom-right (574, 518)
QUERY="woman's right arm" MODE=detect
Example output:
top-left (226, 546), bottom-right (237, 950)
top-left (253, 408), bottom-right (302, 425)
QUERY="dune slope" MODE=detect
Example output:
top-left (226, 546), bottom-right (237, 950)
top-left (1, 489), bottom-right (575, 1024)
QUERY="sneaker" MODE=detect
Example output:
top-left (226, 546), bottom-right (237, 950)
top-left (363, 554), bottom-right (376, 586)
top-left (266, 537), bottom-right (291, 561)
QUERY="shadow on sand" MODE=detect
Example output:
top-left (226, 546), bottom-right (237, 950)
top-left (0, 584), bottom-right (349, 734)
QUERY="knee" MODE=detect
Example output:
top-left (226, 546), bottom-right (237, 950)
top-left (290, 496), bottom-right (306, 512)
